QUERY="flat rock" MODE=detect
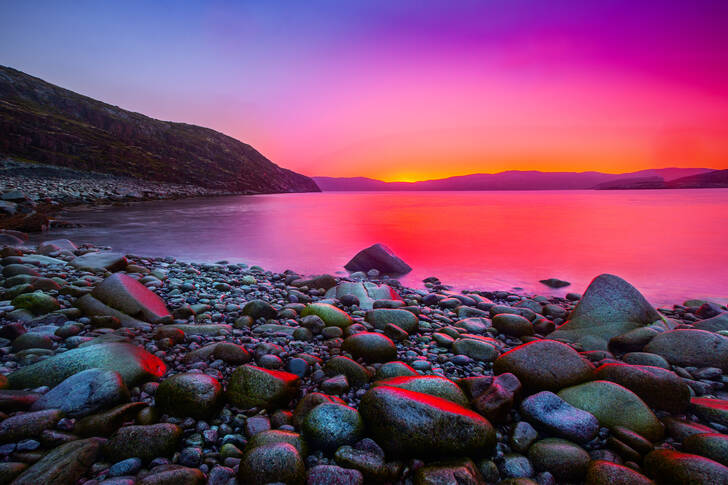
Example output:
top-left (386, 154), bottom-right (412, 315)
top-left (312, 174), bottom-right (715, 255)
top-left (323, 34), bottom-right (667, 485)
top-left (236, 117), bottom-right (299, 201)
top-left (70, 251), bottom-right (128, 272)
top-left (359, 385), bottom-right (495, 457)
top-left (92, 273), bottom-right (171, 323)
top-left (549, 274), bottom-right (663, 350)
top-left (30, 368), bottom-right (129, 418)
top-left (8, 342), bottom-right (166, 389)
top-left (344, 243), bottom-right (411, 275)
top-left (493, 340), bottom-right (594, 393)
top-left (0, 409), bottom-right (62, 443)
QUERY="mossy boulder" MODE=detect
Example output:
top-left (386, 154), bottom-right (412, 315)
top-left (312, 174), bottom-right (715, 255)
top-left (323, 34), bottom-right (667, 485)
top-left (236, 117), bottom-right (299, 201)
top-left (226, 365), bottom-right (300, 409)
top-left (155, 372), bottom-right (222, 419)
top-left (238, 442), bottom-right (305, 485)
top-left (365, 308), bottom-right (418, 333)
top-left (301, 303), bottom-right (352, 328)
top-left (11, 292), bottom-right (60, 315)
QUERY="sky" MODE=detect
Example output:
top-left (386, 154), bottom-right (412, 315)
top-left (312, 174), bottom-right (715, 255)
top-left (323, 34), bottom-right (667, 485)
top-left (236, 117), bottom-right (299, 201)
top-left (1, 1), bottom-right (727, 181)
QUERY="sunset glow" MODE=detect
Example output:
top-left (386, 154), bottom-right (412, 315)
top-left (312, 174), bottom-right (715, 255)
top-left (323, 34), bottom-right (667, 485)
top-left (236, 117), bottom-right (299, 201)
top-left (2, 1), bottom-right (726, 180)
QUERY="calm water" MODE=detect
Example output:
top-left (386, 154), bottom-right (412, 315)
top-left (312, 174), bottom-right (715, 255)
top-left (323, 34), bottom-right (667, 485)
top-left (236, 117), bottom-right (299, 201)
top-left (33, 190), bottom-right (728, 306)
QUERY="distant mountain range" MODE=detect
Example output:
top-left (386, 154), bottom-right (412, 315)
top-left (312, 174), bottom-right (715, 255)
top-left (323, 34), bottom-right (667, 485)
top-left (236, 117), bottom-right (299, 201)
top-left (314, 168), bottom-right (727, 191)
top-left (0, 66), bottom-right (319, 193)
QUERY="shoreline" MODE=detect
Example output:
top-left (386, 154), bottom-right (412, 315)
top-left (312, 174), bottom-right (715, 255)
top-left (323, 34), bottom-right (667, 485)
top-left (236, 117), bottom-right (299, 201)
top-left (0, 239), bottom-right (726, 483)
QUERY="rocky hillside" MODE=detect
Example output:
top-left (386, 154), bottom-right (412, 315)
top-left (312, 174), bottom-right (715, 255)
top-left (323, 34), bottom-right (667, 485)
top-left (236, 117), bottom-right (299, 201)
top-left (0, 66), bottom-right (319, 193)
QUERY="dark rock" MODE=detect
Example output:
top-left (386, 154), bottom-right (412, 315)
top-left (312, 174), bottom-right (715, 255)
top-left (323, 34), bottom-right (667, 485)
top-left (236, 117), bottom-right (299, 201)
top-left (644, 329), bottom-right (728, 371)
top-left (302, 402), bottom-right (363, 452)
top-left (91, 273), bottom-right (171, 323)
top-left (226, 365), bottom-right (300, 409)
top-left (643, 449), bottom-right (728, 484)
top-left (344, 243), bottom-right (412, 275)
top-left (155, 372), bottom-right (222, 419)
top-left (103, 423), bottom-right (182, 462)
top-left (238, 442), bottom-right (305, 485)
top-left (594, 363), bottom-right (690, 413)
top-left (342, 332), bottom-right (397, 363)
top-left (11, 437), bottom-right (103, 485)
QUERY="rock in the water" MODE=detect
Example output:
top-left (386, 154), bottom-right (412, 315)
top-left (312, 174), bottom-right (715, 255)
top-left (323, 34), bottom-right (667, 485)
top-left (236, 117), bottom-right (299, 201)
top-left (493, 340), bottom-right (594, 393)
top-left (70, 251), bottom-right (128, 272)
top-left (594, 363), bottom-right (690, 413)
top-left (92, 273), bottom-right (171, 323)
top-left (11, 437), bottom-right (103, 485)
top-left (302, 402), bottom-right (364, 452)
top-left (643, 449), bottom-right (728, 484)
top-left (359, 385), bottom-right (495, 457)
top-left (226, 365), bottom-right (300, 409)
top-left (301, 303), bottom-right (353, 328)
top-left (30, 368), bottom-right (129, 418)
top-left (374, 375), bottom-right (470, 407)
top-left (558, 380), bottom-right (664, 441)
top-left (644, 329), bottom-right (728, 371)
top-left (155, 372), bottom-right (222, 419)
top-left (238, 442), bottom-right (305, 485)
top-left (549, 274), bottom-right (663, 350)
top-left (528, 438), bottom-right (590, 481)
top-left (342, 332), bottom-right (397, 363)
top-left (540, 278), bottom-right (571, 288)
top-left (104, 423), bottom-right (182, 462)
top-left (344, 243), bottom-right (412, 275)
top-left (8, 342), bottom-right (166, 389)
top-left (520, 391), bottom-right (599, 444)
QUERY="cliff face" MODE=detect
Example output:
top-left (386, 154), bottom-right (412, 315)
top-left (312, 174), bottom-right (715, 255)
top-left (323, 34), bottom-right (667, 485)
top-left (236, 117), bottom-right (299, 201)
top-left (0, 66), bottom-right (319, 193)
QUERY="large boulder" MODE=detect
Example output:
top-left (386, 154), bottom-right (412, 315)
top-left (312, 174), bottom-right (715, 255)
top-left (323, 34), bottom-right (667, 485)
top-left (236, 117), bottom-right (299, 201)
top-left (595, 363), bottom-right (690, 413)
top-left (70, 251), bottom-right (128, 272)
top-left (226, 365), bottom-right (300, 409)
top-left (238, 442), bottom-right (305, 485)
top-left (7, 343), bottom-right (166, 389)
top-left (373, 375), bottom-right (470, 407)
top-left (694, 312), bottom-right (728, 333)
top-left (155, 372), bottom-right (223, 419)
top-left (493, 340), bottom-right (594, 393)
top-left (549, 274), bottom-right (664, 350)
top-left (92, 273), bottom-right (171, 323)
top-left (75, 294), bottom-right (150, 329)
top-left (558, 380), bottom-right (664, 441)
top-left (344, 243), bottom-right (412, 275)
top-left (325, 281), bottom-right (402, 310)
top-left (644, 329), bottom-right (728, 371)
top-left (30, 368), bottom-right (129, 418)
top-left (359, 385), bottom-right (495, 457)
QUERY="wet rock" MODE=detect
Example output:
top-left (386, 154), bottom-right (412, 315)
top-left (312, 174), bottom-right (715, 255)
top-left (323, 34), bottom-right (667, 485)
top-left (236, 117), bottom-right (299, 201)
top-left (520, 391), bottom-right (599, 444)
top-left (694, 312), bottom-right (728, 332)
top-left (301, 303), bottom-right (353, 328)
top-left (493, 313), bottom-right (534, 337)
top-left (644, 329), bottom-right (728, 371)
top-left (324, 356), bottom-right (371, 387)
top-left (690, 398), bottom-right (728, 427)
top-left (540, 278), bottom-right (570, 288)
top-left (359, 385), bottom-right (495, 457)
top-left (683, 433), bottom-right (728, 466)
top-left (342, 332), bottom-right (397, 363)
top-left (0, 409), bottom-right (62, 443)
top-left (11, 437), bottom-right (103, 485)
top-left (471, 373), bottom-right (522, 423)
top-left (374, 361), bottom-right (418, 380)
top-left (7, 342), bottom-right (166, 389)
top-left (92, 273), bottom-right (171, 323)
top-left (549, 274), bottom-right (663, 350)
top-left (155, 372), bottom-right (222, 418)
top-left (643, 449), bottom-right (728, 484)
top-left (493, 340), bottom-right (594, 393)
top-left (226, 365), bottom-right (300, 409)
top-left (325, 281), bottom-right (401, 311)
top-left (74, 402), bottom-right (147, 436)
top-left (76, 294), bottom-right (150, 329)
top-left (374, 375), bottom-right (470, 407)
top-left (30, 368), bottom-right (129, 418)
top-left (528, 438), bottom-right (590, 482)
top-left (366, 308), bottom-right (418, 334)
top-left (238, 442), bottom-right (305, 485)
top-left (103, 423), bottom-right (182, 462)
top-left (302, 402), bottom-right (363, 452)
top-left (595, 363), bottom-right (690, 413)
top-left (585, 460), bottom-right (653, 485)
top-left (452, 338), bottom-right (500, 362)
top-left (247, 429), bottom-right (307, 456)
top-left (558, 380), bottom-right (664, 441)
top-left (344, 243), bottom-right (411, 275)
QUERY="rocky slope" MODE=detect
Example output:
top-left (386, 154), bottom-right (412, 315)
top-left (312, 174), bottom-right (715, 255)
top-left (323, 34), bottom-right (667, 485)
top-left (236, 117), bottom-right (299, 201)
top-left (0, 240), bottom-right (726, 484)
top-left (0, 66), bottom-right (319, 194)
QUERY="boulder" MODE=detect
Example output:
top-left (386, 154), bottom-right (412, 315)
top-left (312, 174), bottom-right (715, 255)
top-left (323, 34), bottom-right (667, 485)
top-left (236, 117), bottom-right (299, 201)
top-left (11, 291), bottom-right (59, 315)
top-left (365, 308), bottom-right (418, 333)
top-left (558, 380), bottom-right (664, 441)
top-left (493, 340), bottom-right (594, 393)
top-left (75, 294), bottom-right (150, 329)
top-left (238, 442), bottom-right (305, 485)
top-left (694, 312), bottom-right (728, 333)
top-left (92, 273), bottom-right (171, 323)
top-left (520, 391), bottom-right (599, 444)
top-left (344, 243), bottom-right (412, 275)
top-left (644, 329), bottom-right (728, 371)
top-left (155, 372), bottom-right (222, 419)
top-left (104, 423), bottom-right (182, 462)
top-left (342, 332), bottom-right (397, 363)
top-left (549, 274), bottom-right (663, 350)
top-left (585, 460), bottom-right (654, 485)
top-left (226, 365), bottom-right (300, 409)
top-left (30, 368), bottom-right (129, 418)
top-left (8, 342), bottom-right (166, 389)
top-left (528, 438), bottom-right (590, 481)
top-left (11, 437), bottom-right (103, 485)
top-left (373, 375), bottom-right (470, 407)
top-left (683, 433), bottom-right (728, 467)
top-left (325, 281), bottom-right (402, 310)
top-left (302, 402), bottom-right (364, 452)
top-left (301, 303), bottom-right (353, 328)
top-left (644, 449), bottom-right (728, 484)
top-left (359, 386), bottom-right (495, 457)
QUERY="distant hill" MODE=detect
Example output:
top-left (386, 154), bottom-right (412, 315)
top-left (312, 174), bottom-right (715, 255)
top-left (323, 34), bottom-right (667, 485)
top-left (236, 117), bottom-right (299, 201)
top-left (667, 169), bottom-right (728, 188)
top-left (0, 66), bottom-right (319, 193)
top-left (314, 168), bottom-right (714, 191)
